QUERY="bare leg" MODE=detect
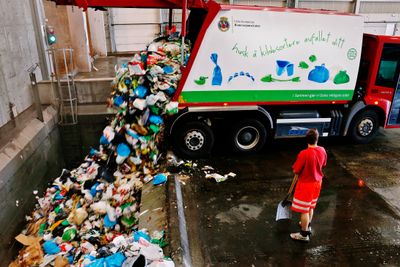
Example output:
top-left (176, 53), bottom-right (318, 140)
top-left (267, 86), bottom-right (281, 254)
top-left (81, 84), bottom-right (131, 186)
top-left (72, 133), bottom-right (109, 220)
top-left (291, 212), bottom-right (311, 241)
top-left (309, 208), bottom-right (314, 226)
top-left (300, 212), bottom-right (310, 231)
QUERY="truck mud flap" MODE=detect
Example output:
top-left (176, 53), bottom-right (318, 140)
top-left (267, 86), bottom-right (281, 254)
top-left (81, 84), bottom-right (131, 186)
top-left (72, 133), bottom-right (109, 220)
top-left (330, 110), bottom-right (343, 136)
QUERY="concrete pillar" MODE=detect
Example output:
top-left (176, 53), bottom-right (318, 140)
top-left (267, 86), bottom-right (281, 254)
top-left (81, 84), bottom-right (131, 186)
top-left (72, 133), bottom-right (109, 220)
top-left (87, 8), bottom-right (108, 57)
top-left (67, 7), bottom-right (91, 72)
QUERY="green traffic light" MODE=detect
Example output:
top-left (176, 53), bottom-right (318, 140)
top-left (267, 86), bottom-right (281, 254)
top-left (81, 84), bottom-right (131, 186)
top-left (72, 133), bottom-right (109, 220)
top-left (49, 35), bottom-right (56, 44)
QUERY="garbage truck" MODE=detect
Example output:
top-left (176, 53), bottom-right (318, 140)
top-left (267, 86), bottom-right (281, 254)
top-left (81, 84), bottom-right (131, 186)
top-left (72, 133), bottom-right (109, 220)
top-left (52, 0), bottom-right (400, 158)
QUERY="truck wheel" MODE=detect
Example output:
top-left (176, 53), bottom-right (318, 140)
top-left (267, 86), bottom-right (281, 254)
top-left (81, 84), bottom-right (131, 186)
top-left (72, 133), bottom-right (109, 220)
top-left (173, 121), bottom-right (214, 158)
top-left (349, 110), bottom-right (379, 144)
top-left (230, 119), bottom-right (267, 153)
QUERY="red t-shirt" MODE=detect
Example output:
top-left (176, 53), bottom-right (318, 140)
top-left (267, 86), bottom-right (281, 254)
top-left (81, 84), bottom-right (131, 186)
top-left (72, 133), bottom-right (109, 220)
top-left (292, 146), bottom-right (327, 182)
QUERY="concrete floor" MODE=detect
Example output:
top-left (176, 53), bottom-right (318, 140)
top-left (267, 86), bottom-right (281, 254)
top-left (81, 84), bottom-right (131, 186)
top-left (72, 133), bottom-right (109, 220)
top-left (75, 56), bottom-right (132, 80)
top-left (175, 130), bottom-right (400, 266)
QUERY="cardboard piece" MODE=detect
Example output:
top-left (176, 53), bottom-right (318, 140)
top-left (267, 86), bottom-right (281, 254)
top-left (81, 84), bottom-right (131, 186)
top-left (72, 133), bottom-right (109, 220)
top-left (15, 234), bottom-right (41, 246)
top-left (54, 256), bottom-right (69, 267)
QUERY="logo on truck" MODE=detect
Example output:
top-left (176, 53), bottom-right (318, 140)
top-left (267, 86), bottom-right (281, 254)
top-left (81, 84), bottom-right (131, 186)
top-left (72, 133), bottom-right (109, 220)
top-left (347, 48), bottom-right (357, 60)
top-left (218, 17), bottom-right (230, 32)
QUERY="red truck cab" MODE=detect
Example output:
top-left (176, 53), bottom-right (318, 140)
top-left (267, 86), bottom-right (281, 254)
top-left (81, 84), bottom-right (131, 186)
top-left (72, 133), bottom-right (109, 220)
top-left (357, 34), bottom-right (400, 128)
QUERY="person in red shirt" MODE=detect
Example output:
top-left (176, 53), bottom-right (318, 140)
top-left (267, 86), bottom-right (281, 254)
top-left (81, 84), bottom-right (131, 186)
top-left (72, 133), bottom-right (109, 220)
top-left (290, 128), bottom-right (327, 242)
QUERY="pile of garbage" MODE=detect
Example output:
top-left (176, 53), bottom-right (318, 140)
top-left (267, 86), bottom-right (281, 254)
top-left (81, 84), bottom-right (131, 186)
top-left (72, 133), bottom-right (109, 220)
top-left (9, 37), bottom-right (190, 267)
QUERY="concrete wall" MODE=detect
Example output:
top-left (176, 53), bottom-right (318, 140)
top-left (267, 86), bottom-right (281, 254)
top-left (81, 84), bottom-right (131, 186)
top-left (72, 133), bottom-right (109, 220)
top-left (0, 0), bottom-right (42, 127)
top-left (0, 107), bottom-right (64, 263)
top-left (110, 8), bottom-right (161, 52)
top-left (60, 114), bottom-right (108, 169)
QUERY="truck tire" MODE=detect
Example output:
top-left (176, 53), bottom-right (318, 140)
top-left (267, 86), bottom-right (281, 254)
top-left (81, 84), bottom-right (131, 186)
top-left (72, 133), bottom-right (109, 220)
top-left (349, 110), bottom-right (379, 144)
top-left (173, 121), bottom-right (215, 158)
top-left (230, 119), bottom-right (267, 153)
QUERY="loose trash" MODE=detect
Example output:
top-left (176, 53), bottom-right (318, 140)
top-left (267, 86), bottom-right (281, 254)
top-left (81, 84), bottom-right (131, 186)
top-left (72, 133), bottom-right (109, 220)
top-left (153, 173), bottom-right (168, 185)
top-left (176, 174), bottom-right (190, 185)
top-left (9, 35), bottom-right (189, 266)
top-left (10, 241), bottom-right (44, 267)
top-left (43, 240), bottom-right (61, 255)
top-left (201, 165), bottom-right (214, 171)
top-left (205, 172), bottom-right (236, 183)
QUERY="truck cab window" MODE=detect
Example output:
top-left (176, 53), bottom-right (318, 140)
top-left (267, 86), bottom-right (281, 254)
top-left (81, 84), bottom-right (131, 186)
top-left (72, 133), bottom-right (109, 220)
top-left (375, 44), bottom-right (400, 88)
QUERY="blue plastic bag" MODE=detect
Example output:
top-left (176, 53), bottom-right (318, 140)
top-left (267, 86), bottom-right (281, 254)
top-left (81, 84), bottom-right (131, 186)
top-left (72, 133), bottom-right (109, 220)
top-left (133, 230), bottom-right (151, 242)
top-left (149, 115), bottom-right (163, 125)
top-left (153, 173), bottom-right (168, 185)
top-left (100, 135), bottom-right (110, 145)
top-left (87, 253), bottom-right (126, 267)
top-left (104, 214), bottom-right (117, 228)
top-left (165, 87), bottom-right (176, 96)
top-left (163, 65), bottom-right (174, 74)
top-left (116, 143), bottom-right (131, 157)
top-left (90, 183), bottom-right (100, 196)
top-left (43, 240), bottom-right (61, 255)
top-left (105, 252), bottom-right (126, 267)
top-left (113, 96), bottom-right (124, 107)
top-left (133, 85), bottom-right (148, 99)
top-left (86, 258), bottom-right (105, 267)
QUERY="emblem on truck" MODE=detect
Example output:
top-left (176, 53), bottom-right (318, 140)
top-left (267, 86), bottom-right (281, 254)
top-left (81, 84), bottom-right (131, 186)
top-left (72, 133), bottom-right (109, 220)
top-left (347, 48), bottom-right (357, 60)
top-left (218, 17), bottom-right (230, 32)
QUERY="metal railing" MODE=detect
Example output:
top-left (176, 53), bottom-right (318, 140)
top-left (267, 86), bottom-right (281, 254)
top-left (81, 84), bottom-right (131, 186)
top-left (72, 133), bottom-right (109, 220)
top-left (48, 48), bottom-right (78, 125)
top-left (28, 63), bottom-right (44, 122)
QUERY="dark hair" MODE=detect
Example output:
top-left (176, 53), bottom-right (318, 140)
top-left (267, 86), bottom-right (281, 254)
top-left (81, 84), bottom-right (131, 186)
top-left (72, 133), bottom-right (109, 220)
top-left (305, 128), bottom-right (319, 145)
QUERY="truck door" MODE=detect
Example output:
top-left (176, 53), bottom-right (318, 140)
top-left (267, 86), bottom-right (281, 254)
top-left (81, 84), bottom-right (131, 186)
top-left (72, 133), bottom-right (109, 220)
top-left (376, 43), bottom-right (400, 125)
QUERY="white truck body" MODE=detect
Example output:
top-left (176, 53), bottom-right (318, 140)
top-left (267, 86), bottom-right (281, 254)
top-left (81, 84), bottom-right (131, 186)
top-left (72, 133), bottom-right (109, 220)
top-left (181, 8), bottom-right (364, 104)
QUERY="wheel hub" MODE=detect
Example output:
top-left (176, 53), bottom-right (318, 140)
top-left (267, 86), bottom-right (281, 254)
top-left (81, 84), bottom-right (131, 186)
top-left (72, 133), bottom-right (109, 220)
top-left (358, 118), bottom-right (374, 136)
top-left (184, 130), bottom-right (204, 151)
top-left (235, 126), bottom-right (260, 150)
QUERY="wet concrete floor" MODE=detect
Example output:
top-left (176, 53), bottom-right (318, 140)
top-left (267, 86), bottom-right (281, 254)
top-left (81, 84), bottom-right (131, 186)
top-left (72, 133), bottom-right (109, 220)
top-left (179, 133), bottom-right (400, 266)
top-left (75, 56), bottom-right (131, 80)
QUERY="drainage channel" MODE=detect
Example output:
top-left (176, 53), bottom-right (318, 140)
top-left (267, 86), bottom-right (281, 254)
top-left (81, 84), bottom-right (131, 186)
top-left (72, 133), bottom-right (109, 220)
top-left (174, 175), bottom-right (193, 267)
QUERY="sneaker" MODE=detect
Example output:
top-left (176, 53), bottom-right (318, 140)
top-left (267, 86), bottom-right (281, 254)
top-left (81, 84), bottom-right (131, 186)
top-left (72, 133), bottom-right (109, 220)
top-left (290, 232), bottom-right (310, 242)
top-left (298, 221), bottom-right (312, 233)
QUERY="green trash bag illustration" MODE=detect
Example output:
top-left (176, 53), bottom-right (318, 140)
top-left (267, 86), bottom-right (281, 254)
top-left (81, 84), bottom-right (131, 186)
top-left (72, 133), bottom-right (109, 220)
top-left (334, 70), bottom-right (350, 84)
top-left (309, 55), bottom-right (317, 63)
top-left (298, 61), bottom-right (309, 69)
